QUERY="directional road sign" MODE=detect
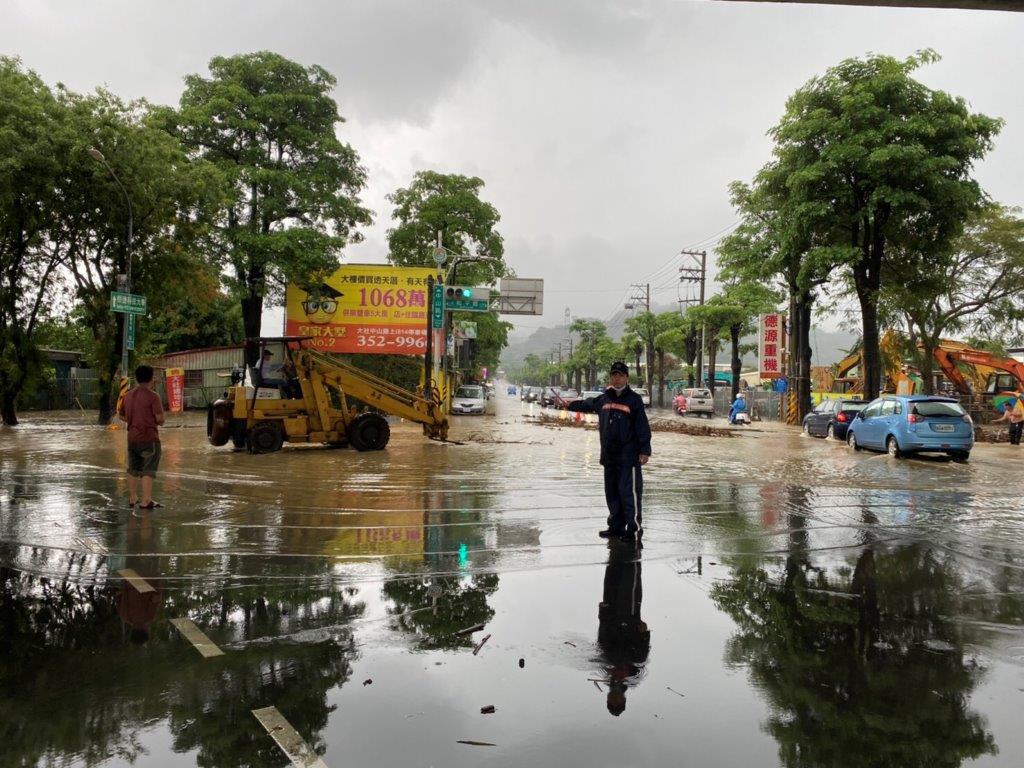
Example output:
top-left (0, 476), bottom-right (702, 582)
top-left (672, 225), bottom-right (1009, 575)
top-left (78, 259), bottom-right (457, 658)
top-left (111, 291), bottom-right (147, 315)
top-left (126, 313), bottom-right (136, 350)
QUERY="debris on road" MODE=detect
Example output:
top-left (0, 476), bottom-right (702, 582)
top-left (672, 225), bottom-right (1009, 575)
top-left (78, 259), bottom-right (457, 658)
top-left (472, 634), bottom-right (491, 655)
top-left (480, 705), bottom-right (496, 714)
top-left (457, 740), bottom-right (497, 747)
top-left (518, 658), bottom-right (525, 668)
top-left (455, 622), bottom-right (486, 636)
top-left (531, 412), bottom-right (735, 438)
top-left (667, 687), bottom-right (685, 698)
top-left (362, 679), bottom-right (373, 686)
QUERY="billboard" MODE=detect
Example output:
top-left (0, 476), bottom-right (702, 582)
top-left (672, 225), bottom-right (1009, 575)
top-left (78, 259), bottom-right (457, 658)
top-left (758, 313), bottom-right (786, 379)
top-left (285, 264), bottom-right (437, 355)
top-left (165, 368), bottom-right (185, 412)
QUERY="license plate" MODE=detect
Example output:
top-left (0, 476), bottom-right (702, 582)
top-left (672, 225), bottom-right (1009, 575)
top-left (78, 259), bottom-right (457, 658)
top-left (933, 424), bottom-right (954, 432)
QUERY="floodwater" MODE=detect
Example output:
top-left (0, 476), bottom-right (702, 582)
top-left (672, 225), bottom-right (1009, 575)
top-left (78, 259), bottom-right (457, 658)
top-left (2, 396), bottom-right (1023, 768)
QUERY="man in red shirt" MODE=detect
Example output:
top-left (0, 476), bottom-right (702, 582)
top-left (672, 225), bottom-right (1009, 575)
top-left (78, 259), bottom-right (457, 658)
top-left (117, 365), bottom-right (165, 508)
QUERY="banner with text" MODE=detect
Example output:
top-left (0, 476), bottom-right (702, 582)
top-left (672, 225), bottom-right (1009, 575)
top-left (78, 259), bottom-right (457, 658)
top-left (285, 265), bottom-right (437, 355)
top-left (758, 313), bottom-right (786, 380)
top-left (165, 368), bottom-right (185, 413)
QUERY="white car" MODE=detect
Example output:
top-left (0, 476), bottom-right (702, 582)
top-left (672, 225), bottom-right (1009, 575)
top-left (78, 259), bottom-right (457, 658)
top-left (580, 390), bottom-right (604, 400)
top-left (452, 385), bottom-right (486, 415)
top-left (634, 387), bottom-right (652, 407)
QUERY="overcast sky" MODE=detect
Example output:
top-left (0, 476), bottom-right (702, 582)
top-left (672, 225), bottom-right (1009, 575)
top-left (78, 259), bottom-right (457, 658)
top-left (5, 0), bottom-right (1023, 338)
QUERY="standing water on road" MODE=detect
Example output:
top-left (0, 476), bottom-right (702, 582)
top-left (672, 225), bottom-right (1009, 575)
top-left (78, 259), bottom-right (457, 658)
top-left (2, 397), bottom-right (1023, 767)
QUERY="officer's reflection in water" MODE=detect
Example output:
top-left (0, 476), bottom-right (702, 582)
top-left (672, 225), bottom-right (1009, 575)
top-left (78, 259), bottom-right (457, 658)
top-left (597, 541), bottom-right (650, 716)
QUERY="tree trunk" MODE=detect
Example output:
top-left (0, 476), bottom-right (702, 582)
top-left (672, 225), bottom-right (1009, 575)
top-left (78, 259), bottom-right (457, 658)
top-left (656, 350), bottom-right (666, 407)
top-left (1, 390), bottom-right (17, 426)
top-left (633, 345), bottom-right (642, 383)
top-left (645, 341), bottom-right (654, 396)
top-left (730, 325), bottom-right (742, 401)
top-left (799, 296), bottom-right (813, 420)
top-left (919, 336), bottom-right (937, 396)
top-left (707, 335), bottom-right (718, 398)
top-left (857, 291), bottom-right (881, 401)
top-left (854, 212), bottom-right (886, 401)
top-left (241, 292), bottom-right (264, 367)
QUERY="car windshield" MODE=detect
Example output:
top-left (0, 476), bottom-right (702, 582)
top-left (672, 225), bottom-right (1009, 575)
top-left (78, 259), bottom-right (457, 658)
top-left (913, 400), bottom-right (965, 417)
top-left (457, 386), bottom-right (483, 399)
top-left (841, 401), bottom-right (866, 411)
top-left (693, 390), bottom-right (711, 398)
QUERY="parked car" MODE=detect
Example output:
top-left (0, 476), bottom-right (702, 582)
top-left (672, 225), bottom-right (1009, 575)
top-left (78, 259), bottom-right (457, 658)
top-left (521, 386), bottom-right (542, 403)
top-left (580, 389), bottom-right (605, 401)
top-left (556, 388), bottom-right (581, 406)
top-left (846, 395), bottom-right (973, 461)
top-left (452, 385), bottom-right (486, 415)
top-left (802, 398), bottom-right (865, 440)
top-left (674, 388), bottom-right (714, 417)
top-left (634, 387), bottom-right (652, 408)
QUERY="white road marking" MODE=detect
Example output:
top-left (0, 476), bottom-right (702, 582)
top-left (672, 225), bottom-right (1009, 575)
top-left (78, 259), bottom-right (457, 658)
top-left (252, 706), bottom-right (329, 768)
top-left (169, 618), bottom-right (225, 658)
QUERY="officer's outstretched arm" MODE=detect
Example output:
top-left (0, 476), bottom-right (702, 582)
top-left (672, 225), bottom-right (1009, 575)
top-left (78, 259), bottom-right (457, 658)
top-left (568, 396), bottom-right (599, 414)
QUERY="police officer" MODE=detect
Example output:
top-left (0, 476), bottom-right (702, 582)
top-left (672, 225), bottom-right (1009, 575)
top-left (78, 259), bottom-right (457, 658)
top-left (568, 361), bottom-right (652, 541)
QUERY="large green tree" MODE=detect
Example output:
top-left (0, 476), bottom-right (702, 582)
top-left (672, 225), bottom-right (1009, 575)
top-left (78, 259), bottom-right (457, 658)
top-left (52, 88), bottom-right (220, 424)
top-left (171, 51), bottom-right (371, 365)
top-left (720, 282), bottom-right (782, 400)
top-left (0, 59), bottom-right (68, 425)
top-left (387, 171), bottom-right (510, 374)
top-left (767, 50), bottom-right (1001, 400)
top-left (883, 205), bottom-right (1024, 393)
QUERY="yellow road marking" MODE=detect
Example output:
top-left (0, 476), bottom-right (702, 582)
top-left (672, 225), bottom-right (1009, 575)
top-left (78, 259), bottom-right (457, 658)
top-left (252, 706), bottom-right (329, 767)
top-left (169, 618), bottom-right (224, 658)
top-left (117, 568), bottom-right (155, 593)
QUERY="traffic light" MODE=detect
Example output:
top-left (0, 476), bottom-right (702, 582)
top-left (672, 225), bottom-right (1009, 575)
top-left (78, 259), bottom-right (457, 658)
top-left (445, 286), bottom-right (473, 300)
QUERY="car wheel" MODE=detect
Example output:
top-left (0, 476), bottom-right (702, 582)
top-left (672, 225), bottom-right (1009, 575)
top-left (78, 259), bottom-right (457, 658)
top-left (886, 436), bottom-right (902, 459)
top-left (803, 422), bottom-right (811, 435)
top-left (848, 431), bottom-right (861, 451)
top-left (826, 424), bottom-right (835, 441)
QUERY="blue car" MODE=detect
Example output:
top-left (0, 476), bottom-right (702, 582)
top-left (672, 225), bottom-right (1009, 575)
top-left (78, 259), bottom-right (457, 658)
top-left (846, 395), bottom-right (974, 462)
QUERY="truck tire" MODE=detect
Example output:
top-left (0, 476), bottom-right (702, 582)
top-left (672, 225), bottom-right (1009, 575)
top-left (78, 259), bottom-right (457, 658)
top-left (247, 421), bottom-right (284, 454)
top-left (348, 412), bottom-right (390, 451)
top-left (207, 400), bottom-right (234, 446)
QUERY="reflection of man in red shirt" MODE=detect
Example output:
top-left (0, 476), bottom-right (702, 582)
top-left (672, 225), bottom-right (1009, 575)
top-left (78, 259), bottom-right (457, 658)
top-left (117, 365), bottom-right (165, 509)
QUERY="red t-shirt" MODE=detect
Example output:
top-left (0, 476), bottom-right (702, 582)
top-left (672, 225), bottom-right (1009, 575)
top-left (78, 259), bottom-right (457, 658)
top-left (122, 386), bottom-right (163, 444)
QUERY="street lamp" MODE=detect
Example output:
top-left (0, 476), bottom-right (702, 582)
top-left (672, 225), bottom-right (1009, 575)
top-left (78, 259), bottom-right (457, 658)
top-left (88, 146), bottom-right (134, 378)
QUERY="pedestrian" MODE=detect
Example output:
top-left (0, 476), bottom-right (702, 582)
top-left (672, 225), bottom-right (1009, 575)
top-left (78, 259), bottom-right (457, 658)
top-left (568, 361), bottom-right (652, 541)
top-left (994, 393), bottom-right (1024, 445)
top-left (117, 364), bottom-right (165, 509)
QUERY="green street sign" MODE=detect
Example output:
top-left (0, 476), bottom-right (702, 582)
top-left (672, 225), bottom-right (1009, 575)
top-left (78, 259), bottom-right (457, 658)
top-left (431, 283), bottom-right (444, 328)
top-left (111, 291), bottom-right (147, 315)
top-left (126, 313), bottom-right (136, 351)
top-left (443, 285), bottom-right (490, 312)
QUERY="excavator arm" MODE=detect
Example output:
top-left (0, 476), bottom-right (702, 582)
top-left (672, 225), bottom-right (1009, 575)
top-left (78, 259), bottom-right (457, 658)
top-left (933, 346), bottom-right (1024, 396)
top-left (296, 348), bottom-right (449, 440)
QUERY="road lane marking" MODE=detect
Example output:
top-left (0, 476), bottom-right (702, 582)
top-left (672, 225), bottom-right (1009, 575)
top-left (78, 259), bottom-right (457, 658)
top-left (252, 706), bottom-right (329, 767)
top-left (117, 568), bottom-right (155, 593)
top-left (169, 618), bottom-right (224, 658)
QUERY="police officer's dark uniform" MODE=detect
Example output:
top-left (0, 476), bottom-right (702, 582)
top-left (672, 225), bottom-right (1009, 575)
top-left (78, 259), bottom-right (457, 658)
top-left (597, 542), bottom-right (650, 716)
top-left (568, 361), bottom-right (652, 540)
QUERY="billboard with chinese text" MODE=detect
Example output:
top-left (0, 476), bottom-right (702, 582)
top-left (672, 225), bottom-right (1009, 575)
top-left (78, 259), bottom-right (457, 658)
top-left (758, 313), bottom-right (786, 379)
top-left (285, 264), bottom-right (437, 355)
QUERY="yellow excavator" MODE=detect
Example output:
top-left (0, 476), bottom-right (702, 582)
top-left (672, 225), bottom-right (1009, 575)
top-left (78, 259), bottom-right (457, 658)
top-left (207, 338), bottom-right (448, 453)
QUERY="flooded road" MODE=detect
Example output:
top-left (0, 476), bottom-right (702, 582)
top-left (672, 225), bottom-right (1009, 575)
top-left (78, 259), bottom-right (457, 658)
top-left (2, 396), bottom-right (1024, 767)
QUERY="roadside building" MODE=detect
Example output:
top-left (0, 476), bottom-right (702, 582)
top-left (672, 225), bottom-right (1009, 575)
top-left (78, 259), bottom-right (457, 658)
top-left (156, 345), bottom-right (242, 409)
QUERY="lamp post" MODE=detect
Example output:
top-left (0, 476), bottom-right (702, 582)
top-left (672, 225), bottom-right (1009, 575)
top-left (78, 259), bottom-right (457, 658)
top-left (88, 147), bottom-right (134, 379)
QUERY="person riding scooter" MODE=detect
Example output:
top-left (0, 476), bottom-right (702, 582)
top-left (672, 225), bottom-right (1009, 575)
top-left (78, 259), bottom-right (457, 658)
top-left (729, 391), bottom-right (749, 425)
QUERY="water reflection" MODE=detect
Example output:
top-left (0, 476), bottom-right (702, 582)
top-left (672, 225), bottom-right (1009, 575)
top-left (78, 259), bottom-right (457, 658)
top-left (0, 561), bottom-right (361, 768)
top-left (711, 542), bottom-right (998, 767)
top-left (596, 541), bottom-right (649, 716)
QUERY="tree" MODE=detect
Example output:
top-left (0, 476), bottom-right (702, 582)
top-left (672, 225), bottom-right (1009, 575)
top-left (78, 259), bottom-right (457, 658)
top-left (687, 298), bottom-right (746, 398)
top-left (51, 87), bottom-right (220, 424)
top-left (720, 282), bottom-right (782, 400)
top-left (144, 264), bottom-right (244, 353)
top-left (0, 58), bottom-right (68, 425)
top-left (649, 312), bottom-right (686, 406)
top-left (387, 171), bottom-right (509, 374)
top-left (569, 318), bottom-right (613, 389)
top-left (767, 50), bottom-right (1001, 400)
top-left (624, 312), bottom-right (658, 396)
top-left (387, 171), bottom-right (504, 283)
top-left (884, 205), bottom-right (1024, 394)
top-left (172, 51), bottom-right (371, 366)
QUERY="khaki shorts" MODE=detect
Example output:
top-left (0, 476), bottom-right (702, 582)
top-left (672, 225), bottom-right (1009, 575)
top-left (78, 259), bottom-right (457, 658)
top-left (127, 442), bottom-right (161, 477)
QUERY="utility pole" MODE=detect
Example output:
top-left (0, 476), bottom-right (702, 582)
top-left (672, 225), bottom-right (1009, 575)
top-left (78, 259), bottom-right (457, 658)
top-left (624, 283), bottom-right (652, 392)
top-left (679, 249), bottom-right (707, 386)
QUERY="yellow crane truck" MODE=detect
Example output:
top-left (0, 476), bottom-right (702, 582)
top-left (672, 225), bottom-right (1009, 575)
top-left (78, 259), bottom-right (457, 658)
top-left (207, 338), bottom-right (448, 453)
